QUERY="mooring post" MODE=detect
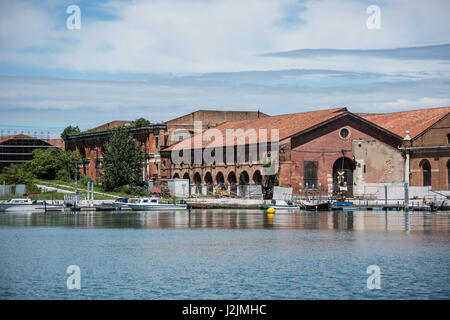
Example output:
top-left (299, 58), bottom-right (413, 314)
top-left (87, 181), bottom-right (90, 205)
top-left (319, 183), bottom-right (322, 203)
top-left (91, 182), bottom-right (94, 206)
top-left (385, 184), bottom-right (388, 209)
top-left (404, 182), bottom-right (409, 212)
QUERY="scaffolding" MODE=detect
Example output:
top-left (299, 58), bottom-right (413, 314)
top-left (0, 129), bottom-right (60, 171)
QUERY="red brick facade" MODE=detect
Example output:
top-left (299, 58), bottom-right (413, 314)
top-left (406, 113), bottom-right (450, 190)
top-left (162, 107), bottom-right (450, 195)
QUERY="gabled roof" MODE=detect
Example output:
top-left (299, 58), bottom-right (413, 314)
top-left (0, 134), bottom-right (37, 144)
top-left (360, 106), bottom-right (450, 139)
top-left (164, 107), bottom-right (348, 150)
top-left (0, 134), bottom-right (63, 148)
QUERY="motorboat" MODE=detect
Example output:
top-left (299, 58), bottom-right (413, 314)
top-left (0, 198), bottom-right (58, 212)
top-left (127, 197), bottom-right (189, 211)
top-left (112, 197), bottom-right (130, 209)
top-left (300, 201), bottom-right (330, 211)
top-left (260, 199), bottom-right (300, 210)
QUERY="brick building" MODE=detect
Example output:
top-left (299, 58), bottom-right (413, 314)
top-left (163, 110), bottom-right (267, 146)
top-left (65, 122), bottom-right (165, 180)
top-left (161, 106), bottom-right (450, 196)
top-left (0, 134), bottom-right (64, 171)
top-left (363, 107), bottom-right (450, 190)
top-left (64, 110), bottom-right (267, 181)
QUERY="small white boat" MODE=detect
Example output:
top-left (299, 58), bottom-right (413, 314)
top-left (127, 197), bottom-right (189, 211)
top-left (112, 197), bottom-right (130, 209)
top-left (0, 198), bottom-right (45, 212)
top-left (260, 199), bottom-right (300, 210)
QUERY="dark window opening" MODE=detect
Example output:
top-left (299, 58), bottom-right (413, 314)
top-left (304, 160), bottom-right (318, 189)
top-left (340, 128), bottom-right (349, 139)
top-left (422, 160), bottom-right (431, 186)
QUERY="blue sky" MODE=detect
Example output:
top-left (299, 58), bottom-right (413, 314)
top-left (1, 0), bottom-right (450, 138)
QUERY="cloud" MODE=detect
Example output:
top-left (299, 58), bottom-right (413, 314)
top-left (1, 0), bottom-right (450, 73)
top-left (1, 69), bottom-right (449, 136)
top-left (263, 44), bottom-right (450, 60)
top-left (1, 0), bottom-right (450, 137)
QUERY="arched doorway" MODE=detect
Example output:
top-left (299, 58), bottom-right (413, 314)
top-left (215, 172), bottom-right (225, 184)
top-left (173, 173), bottom-right (180, 179)
top-left (447, 160), bottom-right (450, 190)
top-left (204, 172), bottom-right (213, 194)
top-left (239, 171), bottom-right (249, 185)
top-left (253, 170), bottom-right (262, 184)
top-left (227, 171), bottom-right (237, 184)
top-left (204, 172), bottom-right (213, 184)
top-left (193, 172), bottom-right (202, 185)
top-left (183, 172), bottom-right (190, 182)
top-left (333, 157), bottom-right (354, 197)
top-left (227, 171), bottom-right (237, 195)
top-left (421, 160), bottom-right (431, 186)
top-left (193, 172), bottom-right (202, 195)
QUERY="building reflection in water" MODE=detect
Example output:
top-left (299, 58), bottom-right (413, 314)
top-left (0, 209), bottom-right (449, 234)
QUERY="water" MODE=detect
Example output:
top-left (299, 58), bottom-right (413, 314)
top-left (0, 209), bottom-right (449, 300)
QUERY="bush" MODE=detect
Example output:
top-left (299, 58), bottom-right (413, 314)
top-left (61, 125), bottom-right (80, 140)
top-left (134, 118), bottom-right (150, 127)
top-left (80, 174), bottom-right (94, 187)
top-left (0, 163), bottom-right (38, 193)
top-left (55, 168), bottom-right (71, 182)
top-left (0, 163), bottom-right (35, 185)
top-left (118, 185), bottom-right (147, 196)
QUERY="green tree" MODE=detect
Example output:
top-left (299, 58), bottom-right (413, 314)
top-left (29, 148), bottom-right (82, 180)
top-left (134, 118), bottom-right (150, 127)
top-left (0, 163), bottom-right (35, 185)
top-left (61, 125), bottom-right (80, 140)
top-left (239, 172), bottom-right (249, 185)
top-left (263, 159), bottom-right (279, 186)
top-left (101, 127), bottom-right (144, 191)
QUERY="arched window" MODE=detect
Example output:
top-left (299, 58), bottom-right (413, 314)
top-left (422, 160), bottom-right (431, 186)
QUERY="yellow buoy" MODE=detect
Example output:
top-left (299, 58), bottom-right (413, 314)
top-left (267, 207), bottom-right (275, 214)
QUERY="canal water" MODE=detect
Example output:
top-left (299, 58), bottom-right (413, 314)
top-left (0, 209), bottom-right (449, 299)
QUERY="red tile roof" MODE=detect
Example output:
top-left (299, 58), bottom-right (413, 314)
top-left (165, 107), bottom-right (348, 150)
top-left (360, 106), bottom-right (450, 139)
top-left (0, 134), bottom-right (63, 149)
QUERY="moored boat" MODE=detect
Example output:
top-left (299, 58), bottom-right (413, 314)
top-left (112, 197), bottom-right (130, 209)
top-left (300, 201), bottom-right (330, 211)
top-left (127, 197), bottom-right (189, 211)
top-left (0, 198), bottom-right (61, 212)
top-left (260, 200), bottom-right (300, 210)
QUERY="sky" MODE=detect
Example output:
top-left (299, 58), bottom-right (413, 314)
top-left (1, 0), bottom-right (450, 138)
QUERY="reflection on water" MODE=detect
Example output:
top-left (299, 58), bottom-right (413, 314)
top-left (1, 209), bottom-right (449, 234)
top-left (1, 209), bottom-right (449, 300)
